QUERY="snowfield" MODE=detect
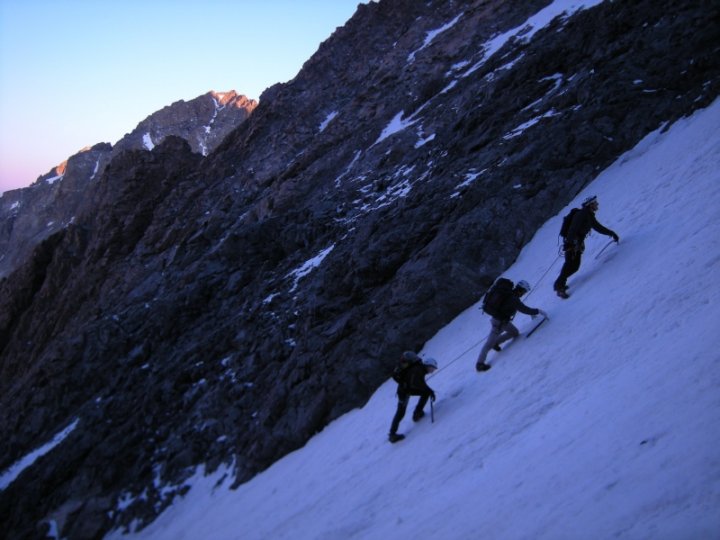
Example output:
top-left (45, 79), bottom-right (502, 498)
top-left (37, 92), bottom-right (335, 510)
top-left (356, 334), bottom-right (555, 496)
top-left (98, 99), bottom-right (720, 539)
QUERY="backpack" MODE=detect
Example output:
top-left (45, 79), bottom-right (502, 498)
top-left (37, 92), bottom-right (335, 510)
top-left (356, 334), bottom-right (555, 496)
top-left (560, 208), bottom-right (579, 239)
top-left (482, 278), bottom-right (515, 319)
top-left (392, 352), bottom-right (421, 383)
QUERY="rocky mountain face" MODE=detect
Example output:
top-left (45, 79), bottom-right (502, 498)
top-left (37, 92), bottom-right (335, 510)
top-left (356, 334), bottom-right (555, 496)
top-left (111, 91), bottom-right (257, 157)
top-left (0, 144), bottom-right (113, 280)
top-left (0, 91), bottom-right (256, 279)
top-left (1, 0), bottom-right (718, 538)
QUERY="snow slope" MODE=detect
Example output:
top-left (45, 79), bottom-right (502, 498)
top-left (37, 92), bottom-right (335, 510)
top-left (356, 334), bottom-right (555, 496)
top-left (101, 99), bottom-right (719, 538)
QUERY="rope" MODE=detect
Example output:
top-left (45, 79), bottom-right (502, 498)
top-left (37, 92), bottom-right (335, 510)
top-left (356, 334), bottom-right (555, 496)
top-left (523, 252), bottom-right (562, 302)
top-left (427, 337), bottom-right (483, 379)
top-left (425, 241), bottom-right (564, 379)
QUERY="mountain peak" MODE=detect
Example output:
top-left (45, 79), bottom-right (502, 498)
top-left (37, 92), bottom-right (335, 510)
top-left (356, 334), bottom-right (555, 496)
top-left (209, 90), bottom-right (258, 109)
top-left (0, 90), bottom-right (256, 279)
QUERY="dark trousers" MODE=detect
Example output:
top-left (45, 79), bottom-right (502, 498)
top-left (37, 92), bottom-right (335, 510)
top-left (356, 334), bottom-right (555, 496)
top-left (390, 390), bottom-right (430, 435)
top-left (554, 247), bottom-right (583, 290)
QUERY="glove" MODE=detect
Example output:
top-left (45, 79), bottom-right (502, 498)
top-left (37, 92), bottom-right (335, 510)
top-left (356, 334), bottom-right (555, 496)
top-left (611, 232), bottom-right (620, 242)
top-left (430, 390), bottom-right (436, 402)
top-left (533, 309), bottom-right (548, 320)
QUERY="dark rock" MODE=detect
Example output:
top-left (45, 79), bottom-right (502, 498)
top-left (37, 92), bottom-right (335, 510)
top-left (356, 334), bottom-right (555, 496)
top-left (0, 91), bottom-right (256, 279)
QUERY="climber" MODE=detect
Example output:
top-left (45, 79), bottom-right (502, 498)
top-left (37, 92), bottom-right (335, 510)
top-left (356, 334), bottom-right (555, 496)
top-left (554, 195), bottom-right (619, 298)
top-left (476, 279), bottom-right (547, 371)
top-left (388, 352), bottom-right (437, 443)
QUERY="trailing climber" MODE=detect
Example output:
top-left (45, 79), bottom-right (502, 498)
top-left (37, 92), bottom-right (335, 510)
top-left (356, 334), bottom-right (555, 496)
top-left (388, 352), bottom-right (437, 443)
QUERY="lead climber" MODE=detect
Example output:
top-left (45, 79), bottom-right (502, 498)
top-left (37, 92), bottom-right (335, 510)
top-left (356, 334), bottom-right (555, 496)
top-left (554, 195), bottom-right (619, 298)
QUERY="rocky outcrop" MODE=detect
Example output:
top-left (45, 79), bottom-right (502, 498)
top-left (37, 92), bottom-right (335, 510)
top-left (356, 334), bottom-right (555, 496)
top-left (111, 91), bottom-right (257, 156)
top-left (1, 0), bottom-right (718, 538)
top-left (0, 143), bottom-right (113, 279)
top-left (0, 91), bottom-right (256, 279)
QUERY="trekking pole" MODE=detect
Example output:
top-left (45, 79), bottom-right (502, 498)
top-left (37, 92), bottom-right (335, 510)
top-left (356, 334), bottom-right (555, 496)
top-left (430, 399), bottom-right (435, 423)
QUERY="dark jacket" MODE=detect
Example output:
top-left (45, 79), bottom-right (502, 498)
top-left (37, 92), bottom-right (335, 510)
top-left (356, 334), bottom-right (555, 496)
top-left (399, 363), bottom-right (434, 396)
top-left (498, 294), bottom-right (539, 321)
top-left (566, 207), bottom-right (616, 245)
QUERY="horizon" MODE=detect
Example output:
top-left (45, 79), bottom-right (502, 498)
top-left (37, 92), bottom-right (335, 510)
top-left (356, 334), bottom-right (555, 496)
top-left (0, 0), bottom-right (366, 195)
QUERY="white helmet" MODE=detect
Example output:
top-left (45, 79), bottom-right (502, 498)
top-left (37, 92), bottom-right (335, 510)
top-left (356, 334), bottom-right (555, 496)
top-left (422, 357), bottom-right (438, 369)
top-left (516, 280), bottom-right (531, 292)
top-left (402, 351), bottom-right (420, 362)
top-left (582, 195), bottom-right (598, 208)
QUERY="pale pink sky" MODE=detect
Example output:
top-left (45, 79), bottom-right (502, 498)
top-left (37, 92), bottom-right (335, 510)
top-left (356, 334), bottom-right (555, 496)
top-left (0, 0), bottom-right (367, 195)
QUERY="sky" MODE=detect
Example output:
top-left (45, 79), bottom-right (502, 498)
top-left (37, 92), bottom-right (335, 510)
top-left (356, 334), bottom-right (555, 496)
top-left (0, 0), bottom-right (366, 195)
top-left (4, 98), bottom-right (718, 538)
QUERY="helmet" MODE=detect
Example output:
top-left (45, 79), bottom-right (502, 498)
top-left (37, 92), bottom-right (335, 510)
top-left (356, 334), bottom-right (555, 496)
top-left (422, 357), bottom-right (438, 369)
top-left (402, 351), bottom-right (420, 362)
top-left (582, 195), bottom-right (598, 208)
top-left (516, 280), bottom-right (531, 292)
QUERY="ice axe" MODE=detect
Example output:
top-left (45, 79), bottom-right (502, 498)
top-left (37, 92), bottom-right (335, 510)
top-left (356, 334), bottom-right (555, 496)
top-left (594, 239), bottom-right (617, 260)
top-left (526, 316), bottom-right (548, 338)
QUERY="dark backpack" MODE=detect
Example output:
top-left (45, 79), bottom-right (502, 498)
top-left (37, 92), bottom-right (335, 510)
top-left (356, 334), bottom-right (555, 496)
top-left (560, 208), bottom-right (579, 239)
top-left (482, 278), bottom-right (515, 319)
top-left (392, 352), bottom-right (421, 383)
